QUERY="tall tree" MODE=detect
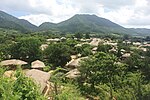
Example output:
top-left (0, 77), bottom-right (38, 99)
top-left (79, 52), bottom-right (126, 98)
top-left (44, 43), bottom-right (71, 67)
top-left (75, 33), bottom-right (83, 39)
top-left (10, 37), bottom-right (42, 62)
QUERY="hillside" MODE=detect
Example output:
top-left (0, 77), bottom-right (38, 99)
top-left (39, 14), bottom-right (135, 34)
top-left (0, 10), bottom-right (37, 32)
top-left (1, 11), bottom-right (149, 36)
top-left (129, 28), bottom-right (150, 36)
top-left (39, 22), bottom-right (56, 30)
top-left (0, 18), bottom-right (28, 33)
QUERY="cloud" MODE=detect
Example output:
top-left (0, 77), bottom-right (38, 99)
top-left (0, 0), bottom-right (150, 28)
top-left (19, 14), bottom-right (52, 26)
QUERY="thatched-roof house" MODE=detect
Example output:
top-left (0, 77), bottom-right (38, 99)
top-left (90, 38), bottom-right (100, 46)
top-left (122, 53), bottom-right (131, 58)
top-left (40, 44), bottom-right (48, 51)
top-left (0, 59), bottom-right (27, 68)
top-left (25, 69), bottom-right (50, 93)
top-left (92, 47), bottom-right (98, 51)
top-left (92, 47), bottom-right (98, 54)
top-left (65, 57), bottom-right (88, 69)
top-left (104, 42), bottom-right (117, 46)
top-left (3, 70), bottom-right (17, 80)
top-left (133, 42), bottom-right (141, 46)
top-left (109, 48), bottom-right (117, 53)
top-left (31, 60), bottom-right (45, 69)
top-left (65, 69), bottom-right (80, 79)
top-left (71, 55), bottom-right (77, 60)
top-left (47, 38), bottom-right (60, 42)
top-left (60, 37), bottom-right (66, 40)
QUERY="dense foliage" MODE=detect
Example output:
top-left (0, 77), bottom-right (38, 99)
top-left (0, 28), bottom-right (150, 100)
top-left (10, 37), bottom-right (42, 62)
top-left (0, 68), bottom-right (45, 100)
top-left (44, 43), bottom-right (71, 67)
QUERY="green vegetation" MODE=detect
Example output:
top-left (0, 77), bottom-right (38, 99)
top-left (10, 37), bottom-right (42, 63)
top-left (0, 12), bottom-right (150, 99)
top-left (0, 68), bottom-right (45, 100)
top-left (75, 44), bottom-right (92, 57)
top-left (0, 10), bottom-right (37, 32)
top-left (44, 43), bottom-right (71, 67)
top-left (97, 44), bottom-right (112, 53)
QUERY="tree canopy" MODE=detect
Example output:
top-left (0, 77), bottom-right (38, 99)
top-left (44, 43), bottom-right (71, 67)
top-left (10, 37), bottom-right (42, 62)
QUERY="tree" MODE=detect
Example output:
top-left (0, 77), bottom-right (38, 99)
top-left (10, 37), bottom-right (42, 63)
top-left (97, 44), bottom-right (112, 53)
top-left (0, 44), bottom-right (10, 61)
top-left (78, 52), bottom-right (126, 98)
top-left (75, 44), bottom-right (92, 57)
top-left (85, 33), bottom-right (90, 39)
top-left (123, 34), bottom-right (130, 40)
top-left (0, 67), bottom-right (45, 100)
top-left (44, 43), bottom-right (71, 68)
top-left (13, 68), bottom-right (46, 100)
top-left (75, 33), bottom-right (83, 39)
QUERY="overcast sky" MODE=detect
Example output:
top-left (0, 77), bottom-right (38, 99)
top-left (0, 0), bottom-right (150, 28)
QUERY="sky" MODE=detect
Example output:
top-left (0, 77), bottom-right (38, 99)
top-left (0, 0), bottom-right (150, 28)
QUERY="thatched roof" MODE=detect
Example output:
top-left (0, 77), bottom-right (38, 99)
top-left (71, 55), bottom-right (77, 60)
top-left (31, 60), bottom-right (45, 69)
top-left (122, 53), bottom-right (131, 58)
top-left (25, 69), bottom-right (50, 92)
top-left (3, 70), bottom-right (17, 80)
top-left (66, 57), bottom-right (88, 69)
top-left (40, 44), bottom-right (48, 51)
top-left (47, 38), bottom-right (60, 42)
top-left (104, 42), bottom-right (117, 46)
top-left (75, 42), bottom-right (89, 47)
top-left (109, 48), bottom-right (117, 52)
top-left (0, 59), bottom-right (27, 66)
top-left (65, 69), bottom-right (80, 79)
top-left (90, 38), bottom-right (100, 46)
top-left (92, 47), bottom-right (97, 51)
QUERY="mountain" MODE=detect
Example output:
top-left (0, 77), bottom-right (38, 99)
top-left (0, 17), bottom-right (28, 32)
top-left (1, 11), bottom-right (148, 36)
top-left (0, 10), bottom-right (37, 32)
top-left (39, 22), bottom-right (56, 30)
top-left (39, 14), bottom-right (134, 34)
top-left (129, 28), bottom-right (150, 36)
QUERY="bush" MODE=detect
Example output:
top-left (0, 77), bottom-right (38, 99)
top-left (0, 67), bottom-right (46, 100)
top-left (55, 84), bottom-right (84, 100)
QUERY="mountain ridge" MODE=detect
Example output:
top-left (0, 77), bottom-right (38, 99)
top-left (0, 10), bottom-right (38, 32)
top-left (39, 14), bottom-right (133, 34)
top-left (0, 10), bottom-right (150, 36)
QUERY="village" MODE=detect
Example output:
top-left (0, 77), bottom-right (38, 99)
top-left (1, 33), bottom-right (150, 99)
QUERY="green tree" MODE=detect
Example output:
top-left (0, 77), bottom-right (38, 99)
top-left (44, 43), bottom-right (71, 67)
top-left (13, 68), bottom-right (46, 100)
top-left (0, 67), bottom-right (45, 100)
top-left (75, 44), bottom-right (92, 57)
top-left (10, 37), bottom-right (42, 62)
top-left (75, 33), bottom-right (83, 39)
top-left (0, 44), bottom-right (10, 61)
top-left (85, 33), bottom-right (90, 39)
top-left (78, 52), bottom-right (126, 99)
top-left (97, 44), bottom-right (112, 53)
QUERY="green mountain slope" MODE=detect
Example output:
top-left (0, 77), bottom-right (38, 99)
top-left (0, 18), bottom-right (28, 33)
top-left (0, 10), bottom-right (37, 32)
top-left (39, 14), bottom-right (134, 34)
top-left (39, 22), bottom-right (56, 30)
top-left (129, 28), bottom-right (150, 36)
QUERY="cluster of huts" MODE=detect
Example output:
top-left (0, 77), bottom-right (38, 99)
top-left (1, 37), bottom-right (149, 98)
top-left (0, 59), bottom-right (51, 96)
